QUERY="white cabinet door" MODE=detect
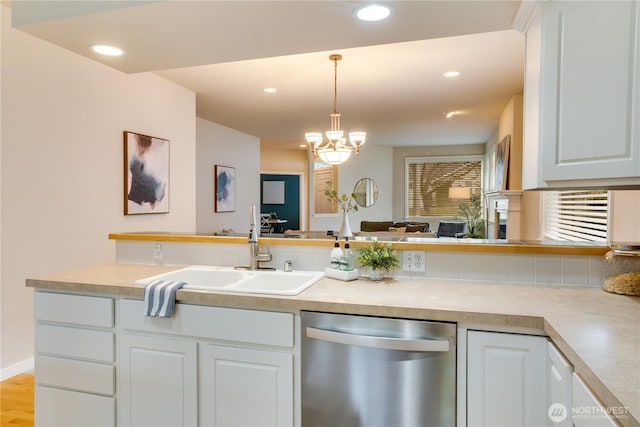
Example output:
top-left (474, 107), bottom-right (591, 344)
top-left (200, 344), bottom-right (293, 427)
top-left (547, 342), bottom-right (573, 427)
top-left (522, 0), bottom-right (640, 189)
top-left (118, 334), bottom-right (198, 427)
top-left (572, 373), bottom-right (618, 427)
top-left (467, 331), bottom-right (547, 427)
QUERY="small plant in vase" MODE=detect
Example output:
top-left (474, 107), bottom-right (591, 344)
top-left (357, 241), bottom-right (400, 281)
top-left (324, 185), bottom-right (358, 237)
top-left (457, 193), bottom-right (484, 238)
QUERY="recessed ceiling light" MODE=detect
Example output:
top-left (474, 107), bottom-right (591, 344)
top-left (444, 71), bottom-right (461, 78)
top-left (90, 44), bottom-right (123, 56)
top-left (355, 4), bottom-right (392, 22)
top-left (299, 144), bottom-right (307, 148)
top-left (264, 88), bottom-right (277, 93)
top-left (445, 111), bottom-right (457, 118)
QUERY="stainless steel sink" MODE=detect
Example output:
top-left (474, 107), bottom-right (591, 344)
top-left (135, 265), bottom-right (324, 296)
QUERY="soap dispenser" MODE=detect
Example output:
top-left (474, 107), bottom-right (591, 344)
top-left (329, 236), bottom-right (343, 269)
top-left (342, 237), bottom-right (354, 271)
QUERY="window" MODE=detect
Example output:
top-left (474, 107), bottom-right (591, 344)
top-left (542, 190), bottom-right (608, 242)
top-left (406, 156), bottom-right (483, 218)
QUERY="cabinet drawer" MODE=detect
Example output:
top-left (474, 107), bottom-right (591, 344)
top-left (36, 324), bottom-right (114, 362)
top-left (36, 355), bottom-right (114, 395)
top-left (36, 385), bottom-right (115, 427)
top-left (119, 299), bottom-right (294, 347)
top-left (35, 292), bottom-right (113, 328)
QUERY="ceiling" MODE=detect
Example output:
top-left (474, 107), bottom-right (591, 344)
top-left (11, 1), bottom-right (525, 149)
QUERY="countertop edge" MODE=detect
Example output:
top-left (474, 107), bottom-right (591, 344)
top-left (108, 232), bottom-right (610, 256)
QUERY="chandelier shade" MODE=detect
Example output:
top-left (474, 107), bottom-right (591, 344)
top-left (305, 54), bottom-right (366, 165)
top-left (318, 146), bottom-right (352, 165)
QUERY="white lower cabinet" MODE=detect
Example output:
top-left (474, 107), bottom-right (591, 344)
top-left (200, 344), bottom-right (293, 426)
top-left (117, 298), bottom-right (295, 427)
top-left (547, 341), bottom-right (573, 427)
top-left (467, 330), bottom-right (547, 427)
top-left (572, 373), bottom-right (618, 427)
top-left (34, 291), bottom-right (116, 427)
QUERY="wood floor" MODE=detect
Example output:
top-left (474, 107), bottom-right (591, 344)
top-left (1, 374), bottom-right (34, 426)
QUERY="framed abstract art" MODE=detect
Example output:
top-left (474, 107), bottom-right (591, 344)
top-left (215, 165), bottom-right (236, 212)
top-left (124, 131), bottom-right (169, 215)
top-left (493, 135), bottom-right (511, 191)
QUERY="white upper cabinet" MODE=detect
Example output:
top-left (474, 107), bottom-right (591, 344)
top-left (519, 0), bottom-right (640, 189)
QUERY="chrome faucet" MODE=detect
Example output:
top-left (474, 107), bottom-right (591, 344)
top-left (237, 205), bottom-right (274, 271)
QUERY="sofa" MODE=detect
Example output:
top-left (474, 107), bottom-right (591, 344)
top-left (436, 222), bottom-right (468, 238)
top-left (359, 221), bottom-right (431, 233)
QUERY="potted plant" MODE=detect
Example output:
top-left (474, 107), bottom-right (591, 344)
top-left (356, 241), bottom-right (400, 281)
top-left (324, 185), bottom-right (358, 237)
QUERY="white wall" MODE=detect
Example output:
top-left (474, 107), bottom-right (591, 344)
top-left (310, 145), bottom-right (394, 233)
top-left (195, 117), bottom-right (260, 234)
top-left (609, 190), bottom-right (640, 243)
top-left (0, 6), bottom-right (196, 377)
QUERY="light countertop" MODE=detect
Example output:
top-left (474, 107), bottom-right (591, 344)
top-left (27, 263), bottom-right (639, 427)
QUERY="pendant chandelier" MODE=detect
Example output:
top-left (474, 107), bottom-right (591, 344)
top-left (305, 54), bottom-right (366, 165)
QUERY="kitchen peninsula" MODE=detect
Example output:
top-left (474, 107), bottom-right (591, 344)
top-left (26, 232), bottom-right (638, 426)
top-left (28, 263), bottom-right (638, 426)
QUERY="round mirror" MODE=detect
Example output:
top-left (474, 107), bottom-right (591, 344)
top-left (353, 178), bottom-right (378, 207)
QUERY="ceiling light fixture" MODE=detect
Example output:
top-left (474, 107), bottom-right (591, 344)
top-left (445, 111), bottom-right (457, 118)
top-left (355, 4), bottom-right (392, 21)
top-left (305, 54), bottom-right (366, 165)
top-left (90, 44), bottom-right (123, 56)
top-left (443, 71), bottom-right (461, 78)
top-left (264, 87), bottom-right (277, 93)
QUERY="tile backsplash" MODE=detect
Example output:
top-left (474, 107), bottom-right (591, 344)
top-left (116, 241), bottom-right (603, 288)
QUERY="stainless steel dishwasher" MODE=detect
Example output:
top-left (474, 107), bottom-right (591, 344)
top-left (301, 311), bottom-right (456, 427)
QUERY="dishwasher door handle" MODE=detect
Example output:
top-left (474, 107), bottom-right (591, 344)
top-left (305, 327), bottom-right (450, 352)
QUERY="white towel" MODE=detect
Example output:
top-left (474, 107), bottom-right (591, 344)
top-left (144, 279), bottom-right (186, 318)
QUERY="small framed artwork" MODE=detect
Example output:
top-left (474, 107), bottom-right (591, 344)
top-left (262, 181), bottom-right (285, 204)
top-left (215, 165), bottom-right (236, 212)
top-left (124, 131), bottom-right (169, 215)
top-left (493, 135), bottom-right (511, 191)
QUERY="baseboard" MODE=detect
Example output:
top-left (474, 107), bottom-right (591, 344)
top-left (1, 357), bottom-right (34, 381)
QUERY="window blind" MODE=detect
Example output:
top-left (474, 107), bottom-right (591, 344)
top-left (406, 158), bottom-right (482, 217)
top-left (542, 191), bottom-right (608, 242)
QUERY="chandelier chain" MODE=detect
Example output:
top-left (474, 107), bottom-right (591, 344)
top-left (333, 58), bottom-right (338, 114)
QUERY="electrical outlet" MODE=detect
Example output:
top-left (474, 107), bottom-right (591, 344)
top-left (153, 242), bottom-right (164, 262)
top-left (413, 252), bottom-right (425, 272)
top-left (403, 251), bottom-right (426, 272)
